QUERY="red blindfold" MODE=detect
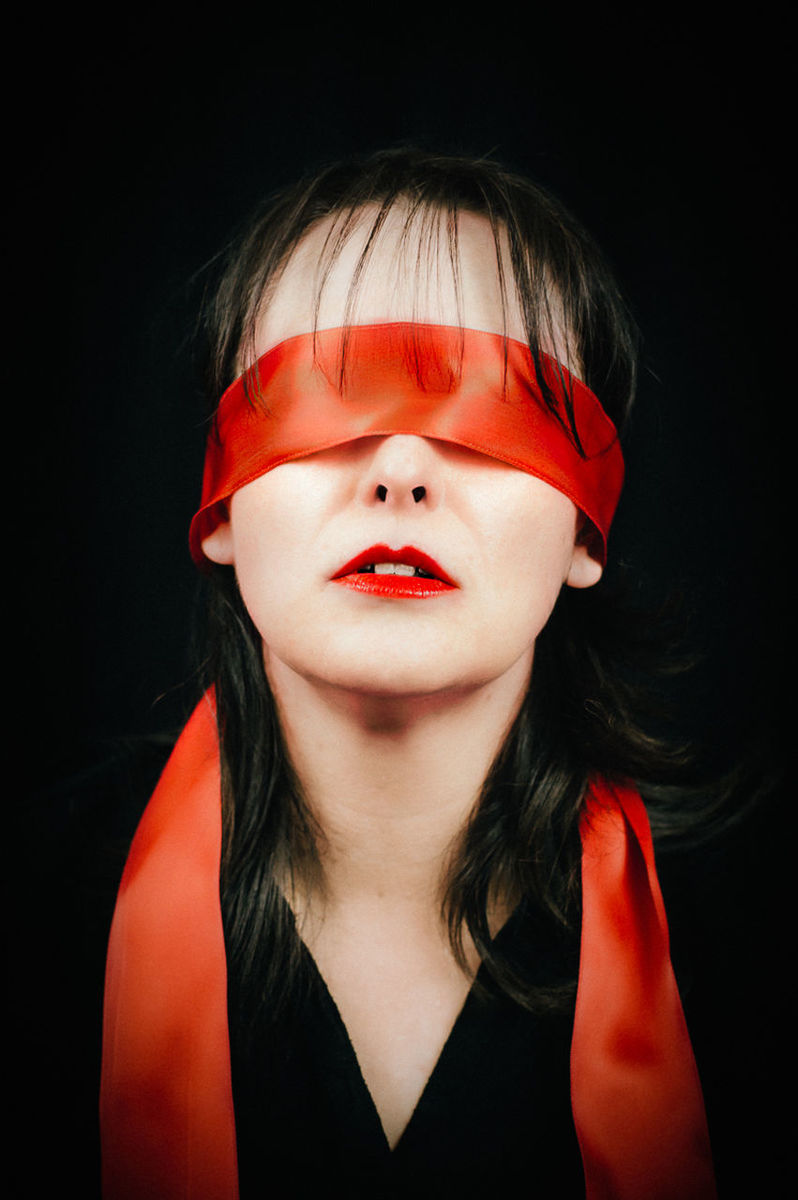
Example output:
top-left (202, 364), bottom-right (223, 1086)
top-left (189, 323), bottom-right (624, 567)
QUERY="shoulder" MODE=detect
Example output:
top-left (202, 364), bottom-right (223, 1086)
top-left (13, 733), bottom-right (176, 1197)
top-left (33, 733), bottom-right (178, 932)
top-left (645, 769), bottom-right (789, 1196)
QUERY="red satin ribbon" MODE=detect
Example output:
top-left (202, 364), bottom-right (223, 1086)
top-left (572, 785), bottom-right (716, 1199)
top-left (100, 697), bottom-right (236, 1200)
top-left (101, 697), bottom-right (715, 1198)
top-left (189, 323), bottom-right (624, 568)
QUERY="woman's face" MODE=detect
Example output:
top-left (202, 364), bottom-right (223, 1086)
top-left (202, 208), bottom-right (602, 701)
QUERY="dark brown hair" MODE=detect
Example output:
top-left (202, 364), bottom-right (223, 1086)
top-left (201, 147), bottom-right (639, 432)
top-left (194, 147), bottom-right (701, 1053)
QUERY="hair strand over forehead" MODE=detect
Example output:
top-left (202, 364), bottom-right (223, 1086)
top-left (199, 147), bottom-right (640, 451)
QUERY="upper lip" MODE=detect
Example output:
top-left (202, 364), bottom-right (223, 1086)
top-left (332, 544), bottom-right (458, 586)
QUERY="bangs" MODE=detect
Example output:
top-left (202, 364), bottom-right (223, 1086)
top-left (203, 148), bottom-right (639, 448)
top-left (239, 194), bottom-right (588, 450)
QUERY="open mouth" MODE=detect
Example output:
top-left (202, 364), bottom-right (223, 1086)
top-left (332, 544), bottom-right (457, 597)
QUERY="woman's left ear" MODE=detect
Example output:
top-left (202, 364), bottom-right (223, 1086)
top-left (566, 543), bottom-right (603, 589)
top-left (201, 518), bottom-right (235, 566)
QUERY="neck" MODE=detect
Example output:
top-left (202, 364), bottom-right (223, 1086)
top-left (266, 655), bottom-right (532, 925)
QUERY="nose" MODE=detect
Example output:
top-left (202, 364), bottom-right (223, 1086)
top-left (357, 435), bottom-right (444, 512)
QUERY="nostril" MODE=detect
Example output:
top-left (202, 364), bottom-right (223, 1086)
top-left (373, 484), bottom-right (427, 503)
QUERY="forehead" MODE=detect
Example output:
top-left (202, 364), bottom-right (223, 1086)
top-left (252, 206), bottom-right (528, 363)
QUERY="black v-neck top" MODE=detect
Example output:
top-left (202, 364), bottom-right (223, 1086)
top-left (230, 903), bottom-right (585, 1198)
top-left (23, 735), bottom-right (790, 1197)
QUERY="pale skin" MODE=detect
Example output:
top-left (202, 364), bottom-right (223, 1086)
top-left (202, 207), bottom-right (603, 1149)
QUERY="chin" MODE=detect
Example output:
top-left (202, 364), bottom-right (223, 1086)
top-left (314, 655), bottom-right (471, 698)
top-left (263, 621), bottom-right (537, 703)
top-left (300, 645), bottom-right (533, 704)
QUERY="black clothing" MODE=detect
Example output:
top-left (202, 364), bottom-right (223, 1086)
top-left (19, 736), bottom-right (789, 1198)
top-left (231, 900), bottom-right (583, 1199)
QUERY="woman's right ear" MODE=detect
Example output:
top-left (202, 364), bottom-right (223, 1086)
top-left (201, 518), bottom-right (235, 565)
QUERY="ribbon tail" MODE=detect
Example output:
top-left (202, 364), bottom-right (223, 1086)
top-left (571, 779), bottom-right (716, 1199)
top-left (100, 693), bottom-right (239, 1200)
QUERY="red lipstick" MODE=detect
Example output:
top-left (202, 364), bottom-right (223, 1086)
top-left (332, 544), bottom-right (458, 598)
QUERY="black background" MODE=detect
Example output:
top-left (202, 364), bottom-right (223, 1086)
top-left (11, 11), bottom-right (791, 1194)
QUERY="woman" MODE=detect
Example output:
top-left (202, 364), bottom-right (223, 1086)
top-left (100, 149), bottom-right (718, 1198)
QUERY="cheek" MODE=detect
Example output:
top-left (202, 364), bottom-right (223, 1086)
top-left (227, 481), bottom-right (311, 641)
top-left (479, 478), bottom-right (578, 579)
top-left (479, 484), bottom-right (578, 635)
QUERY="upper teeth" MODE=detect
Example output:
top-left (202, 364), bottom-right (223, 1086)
top-left (357, 562), bottom-right (434, 578)
top-left (374, 562), bottom-right (416, 576)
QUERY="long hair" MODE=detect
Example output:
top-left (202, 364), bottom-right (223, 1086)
top-left (193, 147), bottom-right (711, 1051)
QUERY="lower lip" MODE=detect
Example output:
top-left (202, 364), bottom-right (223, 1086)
top-left (333, 574), bottom-right (456, 599)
